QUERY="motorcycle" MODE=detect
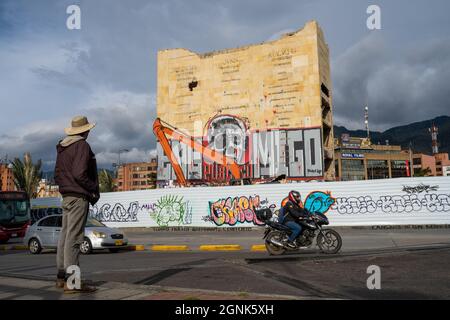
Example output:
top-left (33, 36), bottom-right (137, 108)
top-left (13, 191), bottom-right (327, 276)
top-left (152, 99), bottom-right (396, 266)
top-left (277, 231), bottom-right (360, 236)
top-left (256, 208), bottom-right (342, 255)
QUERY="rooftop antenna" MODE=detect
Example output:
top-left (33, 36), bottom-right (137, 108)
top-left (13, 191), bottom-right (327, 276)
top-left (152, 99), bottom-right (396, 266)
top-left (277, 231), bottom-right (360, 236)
top-left (429, 123), bottom-right (439, 154)
top-left (364, 104), bottom-right (370, 141)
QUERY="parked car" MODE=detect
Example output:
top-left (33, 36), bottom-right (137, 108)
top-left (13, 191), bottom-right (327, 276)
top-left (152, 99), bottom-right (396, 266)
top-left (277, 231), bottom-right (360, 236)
top-left (24, 214), bottom-right (128, 254)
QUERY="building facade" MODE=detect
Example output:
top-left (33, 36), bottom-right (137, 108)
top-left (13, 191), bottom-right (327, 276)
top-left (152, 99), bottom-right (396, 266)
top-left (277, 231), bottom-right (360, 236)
top-left (36, 179), bottom-right (60, 198)
top-left (434, 153), bottom-right (450, 176)
top-left (412, 154), bottom-right (437, 176)
top-left (335, 136), bottom-right (411, 181)
top-left (156, 21), bottom-right (334, 185)
top-left (412, 152), bottom-right (450, 176)
top-left (115, 159), bottom-right (157, 191)
top-left (442, 165), bottom-right (450, 177)
top-left (0, 164), bottom-right (16, 191)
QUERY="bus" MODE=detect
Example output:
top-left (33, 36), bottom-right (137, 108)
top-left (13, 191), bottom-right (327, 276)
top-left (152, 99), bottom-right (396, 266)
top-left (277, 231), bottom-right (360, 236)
top-left (0, 191), bottom-right (31, 244)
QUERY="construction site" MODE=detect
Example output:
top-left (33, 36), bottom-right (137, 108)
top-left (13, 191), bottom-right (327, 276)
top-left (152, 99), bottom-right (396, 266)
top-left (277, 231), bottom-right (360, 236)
top-left (154, 21), bottom-right (335, 187)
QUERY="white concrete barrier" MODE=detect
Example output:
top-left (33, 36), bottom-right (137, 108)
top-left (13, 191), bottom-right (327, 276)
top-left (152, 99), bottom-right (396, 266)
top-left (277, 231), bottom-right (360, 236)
top-left (31, 177), bottom-right (450, 228)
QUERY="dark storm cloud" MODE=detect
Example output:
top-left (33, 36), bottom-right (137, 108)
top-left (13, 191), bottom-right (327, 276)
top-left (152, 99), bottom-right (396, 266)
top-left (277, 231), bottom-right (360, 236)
top-left (1, 0), bottom-right (450, 169)
top-left (0, 91), bottom-right (156, 169)
top-left (333, 34), bottom-right (450, 130)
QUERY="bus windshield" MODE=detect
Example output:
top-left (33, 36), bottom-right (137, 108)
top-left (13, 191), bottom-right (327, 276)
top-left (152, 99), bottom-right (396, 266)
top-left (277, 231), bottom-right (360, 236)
top-left (0, 199), bottom-right (30, 224)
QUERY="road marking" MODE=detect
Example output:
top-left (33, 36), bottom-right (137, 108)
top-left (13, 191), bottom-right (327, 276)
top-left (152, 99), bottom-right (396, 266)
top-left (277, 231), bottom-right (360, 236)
top-left (0, 245), bottom-right (27, 251)
top-left (125, 244), bottom-right (146, 251)
top-left (199, 244), bottom-right (242, 251)
top-left (151, 245), bottom-right (190, 251)
top-left (12, 245), bottom-right (28, 250)
top-left (251, 245), bottom-right (267, 252)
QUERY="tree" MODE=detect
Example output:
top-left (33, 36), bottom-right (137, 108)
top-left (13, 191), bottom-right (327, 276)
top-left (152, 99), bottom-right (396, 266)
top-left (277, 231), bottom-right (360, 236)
top-left (413, 167), bottom-right (432, 177)
top-left (147, 172), bottom-right (157, 189)
top-left (99, 169), bottom-right (115, 192)
top-left (11, 152), bottom-right (42, 199)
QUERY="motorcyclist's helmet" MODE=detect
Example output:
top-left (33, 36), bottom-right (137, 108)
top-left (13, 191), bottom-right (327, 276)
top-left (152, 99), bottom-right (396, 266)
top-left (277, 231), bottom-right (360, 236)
top-left (288, 190), bottom-right (301, 206)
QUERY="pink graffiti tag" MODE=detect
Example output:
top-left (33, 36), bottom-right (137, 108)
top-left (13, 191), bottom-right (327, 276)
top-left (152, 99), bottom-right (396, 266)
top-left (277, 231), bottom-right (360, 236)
top-left (209, 195), bottom-right (266, 226)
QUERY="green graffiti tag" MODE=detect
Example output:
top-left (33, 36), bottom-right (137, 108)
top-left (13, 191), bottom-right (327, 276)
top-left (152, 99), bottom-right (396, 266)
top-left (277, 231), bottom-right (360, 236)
top-left (149, 195), bottom-right (192, 227)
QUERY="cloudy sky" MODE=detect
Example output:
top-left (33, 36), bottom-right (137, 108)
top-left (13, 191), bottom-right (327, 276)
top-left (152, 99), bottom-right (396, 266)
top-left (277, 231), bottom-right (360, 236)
top-left (1, 0), bottom-right (449, 170)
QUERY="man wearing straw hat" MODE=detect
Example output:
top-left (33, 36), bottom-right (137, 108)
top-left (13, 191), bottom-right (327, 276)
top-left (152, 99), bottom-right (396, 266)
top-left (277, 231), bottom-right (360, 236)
top-left (54, 116), bottom-right (99, 293)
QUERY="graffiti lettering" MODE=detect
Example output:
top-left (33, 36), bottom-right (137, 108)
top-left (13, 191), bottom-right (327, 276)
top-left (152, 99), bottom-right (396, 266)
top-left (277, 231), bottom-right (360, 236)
top-left (207, 195), bottom-right (271, 226)
top-left (332, 194), bottom-right (450, 214)
top-left (402, 184), bottom-right (439, 194)
top-left (89, 202), bottom-right (139, 222)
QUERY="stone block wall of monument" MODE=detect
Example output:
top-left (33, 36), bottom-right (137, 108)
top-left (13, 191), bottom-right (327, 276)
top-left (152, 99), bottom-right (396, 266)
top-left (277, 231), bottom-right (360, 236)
top-left (156, 20), bottom-right (335, 184)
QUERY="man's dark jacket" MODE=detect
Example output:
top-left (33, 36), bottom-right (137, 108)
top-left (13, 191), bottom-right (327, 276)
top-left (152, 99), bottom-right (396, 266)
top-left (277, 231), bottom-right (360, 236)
top-left (54, 136), bottom-right (99, 205)
top-left (282, 200), bottom-right (310, 224)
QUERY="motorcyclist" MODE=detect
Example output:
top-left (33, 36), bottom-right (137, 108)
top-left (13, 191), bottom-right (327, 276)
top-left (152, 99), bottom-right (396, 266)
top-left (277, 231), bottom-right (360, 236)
top-left (281, 190), bottom-right (310, 248)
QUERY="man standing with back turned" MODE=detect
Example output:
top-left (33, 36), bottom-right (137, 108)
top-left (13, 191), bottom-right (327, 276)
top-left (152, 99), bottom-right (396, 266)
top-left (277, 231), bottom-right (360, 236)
top-left (54, 116), bottom-right (99, 293)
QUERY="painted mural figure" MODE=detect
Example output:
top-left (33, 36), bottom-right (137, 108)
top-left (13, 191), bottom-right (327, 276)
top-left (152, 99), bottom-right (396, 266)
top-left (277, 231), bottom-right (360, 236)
top-left (149, 195), bottom-right (193, 227)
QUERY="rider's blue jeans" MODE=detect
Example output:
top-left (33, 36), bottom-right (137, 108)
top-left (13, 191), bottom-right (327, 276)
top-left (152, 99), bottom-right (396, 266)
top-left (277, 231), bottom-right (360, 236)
top-left (285, 221), bottom-right (302, 242)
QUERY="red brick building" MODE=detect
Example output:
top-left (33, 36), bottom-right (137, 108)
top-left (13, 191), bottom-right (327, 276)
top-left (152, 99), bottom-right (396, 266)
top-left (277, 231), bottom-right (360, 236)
top-left (412, 152), bottom-right (450, 176)
top-left (0, 164), bottom-right (16, 191)
top-left (115, 158), bottom-right (157, 191)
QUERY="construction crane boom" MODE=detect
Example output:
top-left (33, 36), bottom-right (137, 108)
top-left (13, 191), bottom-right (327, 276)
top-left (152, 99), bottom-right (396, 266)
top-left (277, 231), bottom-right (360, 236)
top-left (153, 118), bottom-right (242, 186)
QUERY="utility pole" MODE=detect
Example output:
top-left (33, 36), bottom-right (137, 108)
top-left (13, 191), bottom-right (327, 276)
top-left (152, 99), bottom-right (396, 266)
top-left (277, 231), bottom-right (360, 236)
top-left (112, 149), bottom-right (129, 179)
top-left (409, 141), bottom-right (414, 177)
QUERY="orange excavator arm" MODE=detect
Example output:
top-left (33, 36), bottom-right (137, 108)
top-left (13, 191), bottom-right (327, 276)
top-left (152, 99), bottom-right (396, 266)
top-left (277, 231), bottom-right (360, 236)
top-left (153, 118), bottom-right (241, 186)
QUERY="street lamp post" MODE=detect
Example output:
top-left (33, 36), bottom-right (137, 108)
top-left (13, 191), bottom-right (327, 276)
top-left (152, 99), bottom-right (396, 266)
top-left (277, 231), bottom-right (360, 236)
top-left (118, 149), bottom-right (129, 167)
top-left (113, 149), bottom-right (129, 178)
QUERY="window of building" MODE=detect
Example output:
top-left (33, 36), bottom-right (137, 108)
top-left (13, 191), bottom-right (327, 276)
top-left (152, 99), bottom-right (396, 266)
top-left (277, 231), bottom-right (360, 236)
top-left (367, 160), bottom-right (389, 179)
top-left (321, 83), bottom-right (330, 97)
top-left (335, 161), bottom-right (339, 179)
top-left (413, 158), bottom-right (421, 165)
top-left (341, 159), bottom-right (365, 181)
top-left (391, 160), bottom-right (408, 178)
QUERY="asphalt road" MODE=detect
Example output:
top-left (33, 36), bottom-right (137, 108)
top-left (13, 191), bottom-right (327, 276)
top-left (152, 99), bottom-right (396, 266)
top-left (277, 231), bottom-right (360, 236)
top-left (1, 228), bottom-right (450, 299)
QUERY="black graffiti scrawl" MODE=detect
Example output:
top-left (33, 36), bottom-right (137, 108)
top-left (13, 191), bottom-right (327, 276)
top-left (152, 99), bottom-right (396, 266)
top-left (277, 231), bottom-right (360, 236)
top-left (89, 202), bottom-right (139, 222)
top-left (402, 183), bottom-right (439, 194)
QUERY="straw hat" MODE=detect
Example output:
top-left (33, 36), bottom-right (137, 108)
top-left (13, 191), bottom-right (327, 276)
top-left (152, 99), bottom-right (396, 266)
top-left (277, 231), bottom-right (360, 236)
top-left (64, 116), bottom-right (96, 135)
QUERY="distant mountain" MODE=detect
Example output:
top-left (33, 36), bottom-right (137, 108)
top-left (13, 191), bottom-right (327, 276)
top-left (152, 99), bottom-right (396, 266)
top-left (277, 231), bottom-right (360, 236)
top-left (334, 115), bottom-right (450, 155)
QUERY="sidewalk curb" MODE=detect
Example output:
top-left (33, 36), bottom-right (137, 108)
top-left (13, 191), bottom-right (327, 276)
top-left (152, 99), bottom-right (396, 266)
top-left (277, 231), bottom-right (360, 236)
top-left (251, 244), bottom-right (267, 252)
top-left (0, 275), bottom-right (322, 300)
top-left (0, 244), bottom-right (28, 251)
top-left (0, 243), bottom-right (267, 252)
top-left (151, 245), bottom-right (190, 251)
top-left (103, 281), bottom-right (323, 300)
top-left (199, 244), bottom-right (242, 251)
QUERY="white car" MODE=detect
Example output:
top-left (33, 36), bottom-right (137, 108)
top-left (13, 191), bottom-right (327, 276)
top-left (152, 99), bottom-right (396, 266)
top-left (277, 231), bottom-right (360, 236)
top-left (24, 214), bottom-right (128, 254)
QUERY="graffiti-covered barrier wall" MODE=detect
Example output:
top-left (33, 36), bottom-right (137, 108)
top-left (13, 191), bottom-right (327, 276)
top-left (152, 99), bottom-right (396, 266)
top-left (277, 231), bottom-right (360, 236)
top-left (31, 177), bottom-right (450, 228)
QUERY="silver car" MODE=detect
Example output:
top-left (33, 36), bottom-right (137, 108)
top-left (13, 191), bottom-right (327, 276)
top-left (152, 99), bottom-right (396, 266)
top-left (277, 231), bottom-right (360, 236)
top-left (24, 214), bottom-right (128, 254)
